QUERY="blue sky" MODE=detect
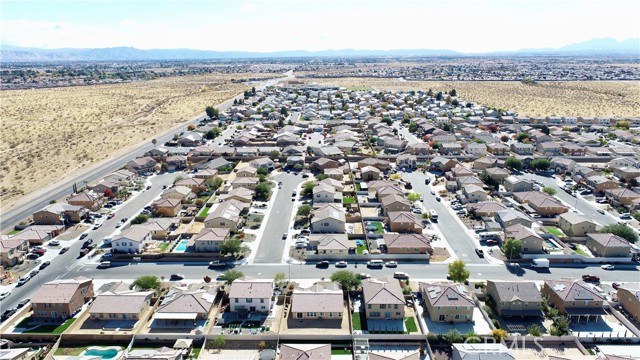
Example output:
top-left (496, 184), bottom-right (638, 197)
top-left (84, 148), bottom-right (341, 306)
top-left (2, 0), bottom-right (639, 52)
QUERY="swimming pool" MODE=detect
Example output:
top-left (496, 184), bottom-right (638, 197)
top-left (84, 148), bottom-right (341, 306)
top-left (173, 239), bottom-right (189, 252)
top-left (545, 239), bottom-right (558, 248)
top-left (83, 348), bottom-right (120, 359)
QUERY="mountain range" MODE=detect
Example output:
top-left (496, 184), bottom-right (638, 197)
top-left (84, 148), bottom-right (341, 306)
top-left (2, 38), bottom-right (638, 62)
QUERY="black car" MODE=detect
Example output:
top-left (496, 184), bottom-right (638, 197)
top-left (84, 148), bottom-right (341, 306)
top-left (39, 261), bottom-right (51, 270)
top-left (80, 233), bottom-right (88, 239)
top-left (475, 249), bottom-right (485, 257)
top-left (16, 299), bottom-right (30, 308)
top-left (170, 274), bottom-right (185, 281)
top-left (60, 246), bottom-right (69, 254)
top-left (316, 261), bottom-right (329, 268)
top-left (26, 253), bottom-right (40, 260)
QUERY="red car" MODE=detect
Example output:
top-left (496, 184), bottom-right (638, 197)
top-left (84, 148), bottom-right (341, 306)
top-left (582, 274), bottom-right (600, 282)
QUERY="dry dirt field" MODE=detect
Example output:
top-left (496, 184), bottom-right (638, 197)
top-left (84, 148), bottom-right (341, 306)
top-left (0, 73), bottom-right (277, 211)
top-left (304, 77), bottom-right (640, 117)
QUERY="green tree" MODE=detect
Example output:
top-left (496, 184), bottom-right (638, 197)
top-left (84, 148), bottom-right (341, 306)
top-left (407, 192), bottom-right (420, 202)
top-left (542, 186), bottom-right (557, 196)
top-left (257, 167), bottom-right (269, 176)
top-left (205, 177), bottom-right (224, 192)
top-left (600, 223), bottom-right (638, 243)
top-left (505, 157), bottom-right (523, 170)
top-left (448, 260), bottom-right (470, 283)
top-left (502, 238), bottom-right (523, 259)
top-left (315, 174), bottom-right (328, 181)
top-left (220, 238), bottom-right (242, 254)
top-left (530, 158), bottom-right (551, 172)
top-left (274, 272), bottom-right (287, 287)
top-left (444, 329), bottom-right (463, 343)
top-left (206, 127), bottom-right (221, 140)
top-left (409, 122), bottom-right (418, 133)
top-left (280, 106), bottom-right (289, 116)
top-left (301, 181), bottom-right (316, 197)
top-left (528, 324), bottom-right (543, 337)
top-left (211, 336), bottom-right (225, 350)
top-left (616, 120), bottom-right (630, 130)
top-left (517, 133), bottom-right (530, 142)
top-left (220, 270), bottom-right (244, 284)
top-left (205, 106), bottom-right (219, 119)
top-left (330, 270), bottom-right (361, 291)
top-left (435, 91), bottom-right (443, 101)
top-left (251, 86), bottom-right (256, 95)
top-left (297, 204), bottom-right (312, 218)
top-left (492, 329), bottom-right (508, 341)
top-left (255, 183), bottom-right (272, 200)
top-left (131, 214), bottom-right (150, 225)
top-left (450, 89), bottom-right (457, 97)
top-left (480, 170), bottom-right (499, 191)
top-left (550, 316), bottom-right (570, 336)
top-left (132, 275), bottom-right (161, 291)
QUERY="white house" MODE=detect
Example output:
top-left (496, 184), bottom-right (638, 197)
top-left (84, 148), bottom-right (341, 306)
top-left (466, 143), bottom-right (487, 156)
top-left (229, 277), bottom-right (274, 314)
top-left (112, 226), bottom-right (151, 254)
top-left (313, 184), bottom-right (337, 203)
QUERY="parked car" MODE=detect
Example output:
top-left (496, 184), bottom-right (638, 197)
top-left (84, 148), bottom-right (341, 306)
top-left (597, 209), bottom-right (605, 214)
top-left (31, 248), bottom-right (46, 256)
top-left (39, 261), bottom-right (51, 270)
top-left (79, 233), bottom-right (88, 239)
top-left (29, 269), bottom-right (39, 277)
top-left (582, 274), bottom-right (600, 282)
top-left (0, 291), bottom-right (11, 301)
top-left (393, 272), bottom-right (409, 279)
top-left (385, 261), bottom-right (398, 268)
top-left (107, 213), bottom-right (116, 219)
top-left (316, 261), bottom-right (329, 268)
top-left (435, 197), bottom-right (441, 202)
top-left (601, 264), bottom-right (615, 270)
top-left (60, 247), bottom-right (70, 254)
top-left (282, 232), bottom-right (288, 240)
top-left (93, 223), bottom-right (102, 230)
top-left (359, 273), bottom-right (371, 279)
top-left (48, 240), bottom-right (60, 246)
top-left (486, 240), bottom-right (499, 246)
top-left (170, 274), bottom-right (185, 281)
top-left (475, 249), bottom-right (485, 257)
top-left (335, 261), bottom-right (348, 268)
top-left (16, 276), bottom-right (30, 286)
top-left (367, 260), bottom-right (384, 268)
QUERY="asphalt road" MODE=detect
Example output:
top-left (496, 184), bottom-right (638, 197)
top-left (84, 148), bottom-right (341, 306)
top-left (402, 171), bottom-right (488, 264)
top-left (0, 76), bottom-right (288, 233)
top-left (253, 173), bottom-right (305, 263)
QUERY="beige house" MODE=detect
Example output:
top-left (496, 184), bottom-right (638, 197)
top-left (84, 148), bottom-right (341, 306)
top-left (466, 201), bottom-right (507, 217)
top-left (361, 166), bottom-right (382, 181)
top-left (33, 203), bottom-right (86, 225)
top-left (558, 212), bottom-right (598, 237)
top-left (605, 188), bottom-right (640, 208)
top-left (383, 233), bottom-right (433, 255)
top-left (291, 282), bottom-right (343, 320)
top-left (313, 184), bottom-right (337, 203)
top-left (420, 282), bottom-right (474, 323)
top-left (310, 234), bottom-right (350, 255)
top-left (542, 280), bottom-right (606, 321)
top-left (278, 344), bottom-right (331, 360)
top-left (463, 185), bottom-right (488, 203)
top-left (388, 212), bottom-right (423, 234)
top-left (236, 166), bottom-right (258, 177)
top-left (217, 187), bottom-right (254, 203)
top-left (369, 351), bottom-right (421, 360)
top-left (586, 233), bottom-right (631, 257)
top-left (160, 186), bottom-right (193, 201)
top-left (154, 283), bottom-right (217, 327)
top-left (229, 277), bottom-right (274, 314)
top-left (310, 158), bottom-right (339, 172)
top-left (311, 204), bottom-right (346, 233)
top-left (10, 225), bottom-right (64, 245)
top-left (144, 218), bottom-right (179, 239)
top-left (324, 168), bottom-right (344, 180)
top-left (67, 192), bottom-right (105, 211)
top-left (504, 224), bottom-right (544, 254)
top-left (362, 277), bottom-right (405, 320)
top-left (0, 238), bottom-right (29, 267)
top-left (381, 194), bottom-right (411, 216)
top-left (231, 177), bottom-right (259, 190)
top-left (89, 289), bottom-right (153, 321)
top-left (204, 200), bottom-right (245, 232)
top-left (152, 198), bottom-right (182, 217)
top-left (486, 281), bottom-right (542, 317)
top-left (31, 277), bottom-right (94, 319)
top-left (191, 228), bottom-right (230, 252)
top-left (617, 283), bottom-right (640, 322)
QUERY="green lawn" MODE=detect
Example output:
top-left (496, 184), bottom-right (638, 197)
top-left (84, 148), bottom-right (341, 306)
top-left (54, 346), bottom-right (89, 356)
top-left (157, 242), bottom-right (170, 253)
top-left (374, 222), bottom-right (384, 234)
top-left (546, 227), bottom-right (565, 237)
top-left (198, 206), bottom-right (211, 217)
top-left (342, 196), bottom-right (356, 205)
top-left (404, 316), bottom-right (418, 333)
top-left (355, 183), bottom-right (362, 191)
top-left (191, 348), bottom-right (202, 359)
top-left (352, 312), bottom-right (362, 330)
top-left (23, 318), bottom-right (76, 334)
top-left (8, 230), bottom-right (20, 235)
top-left (331, 349), bottom-right (353, 355)
top-left (575, 247), bottom-right (590, 257)
top-left (356, 244), bottom-right (367, 254)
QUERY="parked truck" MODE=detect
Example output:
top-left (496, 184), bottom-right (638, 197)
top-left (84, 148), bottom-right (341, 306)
top-left (531, 258), bottom-right (550, 268)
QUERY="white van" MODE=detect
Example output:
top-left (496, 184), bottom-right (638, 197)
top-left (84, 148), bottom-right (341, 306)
top-left (103, 236), bottom-right (113, 246)
top-left (367, 260), bottom-right (384, 268)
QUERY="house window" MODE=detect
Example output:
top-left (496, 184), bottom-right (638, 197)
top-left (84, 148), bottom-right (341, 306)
top-left (394, 304), bottom-right (398, 309)
top-left (260, 299), bottom-right (264, 303)
top-left (246, 298), bottom-right (253, 303)
top-left (307, 312), bottom-right (316, 317)
top-left (367, 304), bottom-right (371, 309)
top-left (235, 299), bottom-right (238, 303)
top-left (380, 304), bottom-right (386, 309)
top-left (370, 312), bottom-right (381, 317)
top-left (220, 222), bottom-right (226, 226)
top-left (323, 222), bottom-right (329, 226)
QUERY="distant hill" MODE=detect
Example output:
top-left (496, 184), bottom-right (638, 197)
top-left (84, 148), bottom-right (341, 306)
top-left (1, 38), bottom-right (638, 62)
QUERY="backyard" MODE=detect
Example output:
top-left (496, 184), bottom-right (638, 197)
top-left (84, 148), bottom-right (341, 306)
top-left (405, 316), bottom-right (418, 333)
top-left (18, 317), bottom-right (76, 334)
top-left (545, 227), bottom-right (565, 237)
top-left (197, 206), bottom-right (211, 217)
top-left (342, 196), bottom-right (356, 205)
top-left (352, 312), bottom-right (363, 331)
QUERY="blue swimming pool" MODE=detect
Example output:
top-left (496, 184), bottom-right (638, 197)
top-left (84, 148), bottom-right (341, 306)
top-left (83, 349), bottom-right (119, 359)
top-left (545, 239), bottom-right (558, 248)
top-left (174, 239), bottom-right (189, 252)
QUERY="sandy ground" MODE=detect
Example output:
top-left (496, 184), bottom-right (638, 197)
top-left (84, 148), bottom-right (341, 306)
top-left (304, 77), bottom-right (640, 117)
top-left (0, 73), bottom-right (276, 211)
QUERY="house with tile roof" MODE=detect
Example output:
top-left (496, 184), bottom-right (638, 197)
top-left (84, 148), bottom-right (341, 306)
top-left (559, 212), bottom-right (599, 237)
top-left (586, 233), bottom-right (632, 257)
top-left (420, 282), bottom-right (474, 323)
top-left (542, 279), bottom-right (606, 321)
top-left (309, 234), bottom-right (350, 255)
top-left (311, 204), bottom-right (346, 233)
top-left (278, 344), bottom-right (331, 360)
top-left (383, 234), bottom-right (433, 255)
top-left (291, 282), bottom-right (343, 320)
top-left (229, 277), bottom-right (274, 314)
top-left (617, 283), bottom-right (640, 322)
top-left (362, 277), bottom-right (405, 320)
top-left (154, 283), bottom-right (217, 327)
top-left (486, 281), bottom-right (542, 317)
top-left (31, 277), bottom-right (94, 319)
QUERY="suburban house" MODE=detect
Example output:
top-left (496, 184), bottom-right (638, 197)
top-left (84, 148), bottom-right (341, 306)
top-left (278, 344), bottom-right (331, 360)
top-left (32, 203), bottom-right (86, 225)
top-left (513, 192), bottom-right (568, 216)
top-left (31, 277), bottom-right (94, 319)
top-left (466, 201), bottom-right (507, 217)
top-left (152, 198), bottom-right (182, 217)
top-left (217, 187), bottom-right (254, 203)
top-left (487, 143), bottom-right (509, 155)
top-left (311, 204), bottom-right (346, 233)
top-left (420, 282), bottom-right (474, 323)
top-left (510, 143), bottom-right (534, 155)
top-left (144, 218), bottom-right (179, 239)
top-left (551, 157), bottom-right (577, 174)
top-left (67, 192), bottom-right (105, 211)
top-left (495, 209), bottom-right (532, 229)
top-left (154, 283), bottom-right (217, 327)
top-left (369, 351), bottom-right (420, 360)
top-left (324, 168), bottom-right (344, 180)
top-left (429, 156), bottom-right (457, 172)
top-left (231, 177), bottom-right (259, 190)
top-left (542, 280), bottom-right (606, 322)
top-left (617, 283), bottom-right (640, 322)
top-left (486, 281), bottom-right (542, 317)
top-left (396, 154), bottom-right (417, 170)
top-left (0, 238), bottom-right (29, 267)
top-left (175, 177), bottom-right (205, 191)
top-left (127, 157), bottom-right (158, 175)
top-left (388, 212), bottom-right (423, 234)
top-left (313, 184), bottom-right (338, 203)
top-left (89, 289), bottom-right (153, 322)
top-left (9, 225), bottom-right (64, 245)
top-left (291, 282), bottom-right (343, 320)
top-left (361, 166), bottom-right (382, 181)
top-left (462, 185), bottom-right (488, 203)
top-left (358, 158), bottom-right (392, 172)
top-left (362, 277), bottom-right (405, 320)
top-left (310, 234), bottom-right (350, 255)
top-left (452, 344), bottom-right (515, 360)
top-left (236, 166), bottom-right (258, 177)
top-left (204, 200), bottom-right (245, 232)
top-left (586, 233), bottom-right (632, 257)
top-left (380, 194), bottom-right (411, 215)
top-left (310, 158), bottom-right (339, 172)
top-left (558, 212), bottom-right (599, 237)
top-left (604, 188), bottom-right (640, 208)
top-left (503, 176), bottom-right (533, 192)
top-left (112, 225), bottom-right (152, 254)
top-left (160, 186), bottom-right (193, 201)
top-left (191, 228), bottom-right (230, 252)
top-left (249, 157), bottom-right (274, 171)
top-left (383, 234), bottom-right (433, 255)
top-left (465, 142), bottom-right (487, 156)
top-left (229, 277), bottom-right (274, 314)
top-left (484, 167), bottom-right (510, 182)
top-left (586, 175), bottom-right (619, 194)
top-left (504, 224), bottom-right (544, 254)
top-left (166, 155), bottom-right (188, 171)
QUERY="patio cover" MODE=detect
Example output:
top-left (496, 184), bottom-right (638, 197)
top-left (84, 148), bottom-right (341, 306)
top-left (173, 339), bottom-right (193, 349)
top-left (155, 312), bottom-right (198, 320)
top-left (564, 307), bottom-right (608, 316)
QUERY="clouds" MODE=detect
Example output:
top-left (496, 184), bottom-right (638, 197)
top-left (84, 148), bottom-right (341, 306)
top-left (2, 0), bottom-right (638, 52)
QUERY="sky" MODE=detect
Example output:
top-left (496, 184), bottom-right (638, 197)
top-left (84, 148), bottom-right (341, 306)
top-left (2, 0), bottom-right (639, 53)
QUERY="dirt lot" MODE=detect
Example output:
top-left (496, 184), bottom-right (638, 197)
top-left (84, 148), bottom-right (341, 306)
top-left (0, 73), bottom-right (277, 211)
top-left (303, 77), bottom-right (640, 117)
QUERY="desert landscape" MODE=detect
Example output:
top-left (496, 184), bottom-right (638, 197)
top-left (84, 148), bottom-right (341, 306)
top-left (305, 77), bottom-right (640, 117)
top-left (0, 73), bottom-right (278, 211)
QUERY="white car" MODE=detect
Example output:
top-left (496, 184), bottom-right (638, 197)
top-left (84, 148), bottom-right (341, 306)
top-left (48, 240), bottom-right (60, 246)
top-left (385, 261), bottom-right (398, 268)
top-left (0, 291), bottom-right (10, 301)
top-left (601, 264), bottom-right (615, 270)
